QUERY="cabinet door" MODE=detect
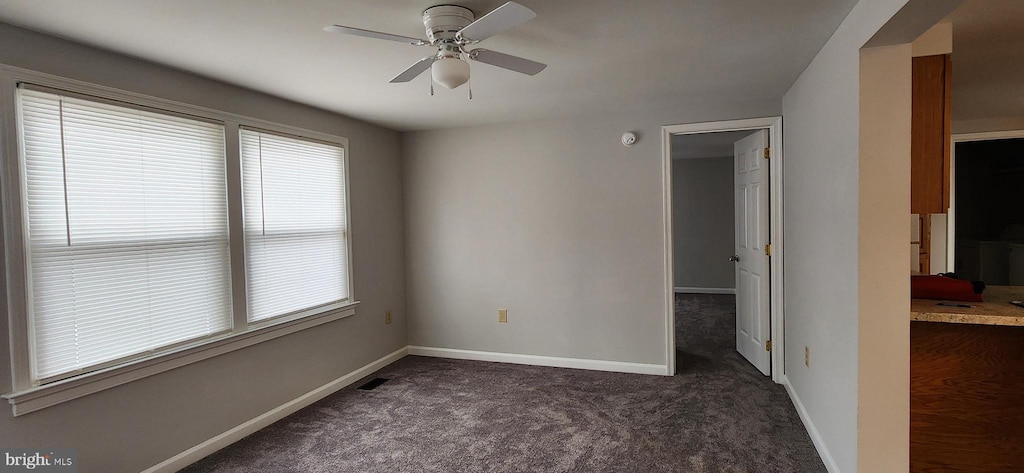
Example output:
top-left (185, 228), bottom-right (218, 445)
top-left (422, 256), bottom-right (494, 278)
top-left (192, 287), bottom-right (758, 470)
top-left (911, 54), bottom-right (951, 215)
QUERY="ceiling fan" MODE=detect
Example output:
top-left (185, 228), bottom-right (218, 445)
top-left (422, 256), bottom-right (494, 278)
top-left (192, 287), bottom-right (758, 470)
top-left (324, 2), bottom-right (546, 95)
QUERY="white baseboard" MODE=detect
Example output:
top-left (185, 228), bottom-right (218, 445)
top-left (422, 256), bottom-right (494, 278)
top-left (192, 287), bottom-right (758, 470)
top-left (674, 286), bottom-right (736, 295)
top-left (142, 346), bottom-right (409, 473)
top-left (408, 345), bottom-right (669, 376)
top-left (780, 374), bottom-right (841, 473)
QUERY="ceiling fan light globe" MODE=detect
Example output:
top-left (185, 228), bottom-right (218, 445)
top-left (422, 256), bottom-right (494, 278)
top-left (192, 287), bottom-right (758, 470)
top-left (431, 57), bottom-right (470, 89)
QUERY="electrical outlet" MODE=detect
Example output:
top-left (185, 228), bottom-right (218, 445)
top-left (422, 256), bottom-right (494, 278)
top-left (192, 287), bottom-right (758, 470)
top-left (498, 309), bottom-right (508, 323)
top-left (805, 346), bottom-right (810, 368)
top-left (385, 310), bottom-right (392, 325)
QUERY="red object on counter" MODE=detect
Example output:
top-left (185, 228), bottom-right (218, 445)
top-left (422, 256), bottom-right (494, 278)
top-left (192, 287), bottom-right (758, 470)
top-left (911, 275), bottom-right (983, 302)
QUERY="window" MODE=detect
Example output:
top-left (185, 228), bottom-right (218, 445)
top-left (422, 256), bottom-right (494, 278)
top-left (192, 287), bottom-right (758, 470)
top-left (240, 129), bottom-right (350, 322)
top-left (18, 87), bottom-right (231, 383)
top-left (3, 75), bottom-right (356, 414)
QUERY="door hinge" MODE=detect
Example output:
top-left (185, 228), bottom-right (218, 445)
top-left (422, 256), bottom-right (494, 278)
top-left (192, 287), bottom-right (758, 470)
top-left (763, 147), bottom-right (771, 159)
top-left (765, 243), bottom-right (772, 256)
top-left (766, 340), bottom-right (773, 352)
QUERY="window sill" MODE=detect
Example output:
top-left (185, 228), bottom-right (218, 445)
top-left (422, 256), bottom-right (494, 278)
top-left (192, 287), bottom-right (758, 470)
top-left (2, 301), bottom-right (359, 416)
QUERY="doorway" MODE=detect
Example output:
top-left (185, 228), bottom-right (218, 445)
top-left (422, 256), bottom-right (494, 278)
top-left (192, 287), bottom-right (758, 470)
top-left (946, 131), bottom-right (1024, 281)
top-left (661, 117), bottom-right (784, 382)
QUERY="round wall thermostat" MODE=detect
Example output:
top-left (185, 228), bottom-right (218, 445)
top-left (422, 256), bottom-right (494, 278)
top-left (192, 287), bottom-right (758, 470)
top-left (621, 132), bottom-right (638, 147)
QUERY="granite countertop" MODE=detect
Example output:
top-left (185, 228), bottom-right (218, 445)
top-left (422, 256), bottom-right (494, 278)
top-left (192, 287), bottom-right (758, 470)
top-left (912, 285), bottom-right (1024, 327)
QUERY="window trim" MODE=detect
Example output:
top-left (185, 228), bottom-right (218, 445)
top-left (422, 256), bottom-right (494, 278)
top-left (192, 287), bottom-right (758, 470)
top-left (0, 64), bottom-right (358, 416)
top-left (4, 302), bottom-right (357, 416)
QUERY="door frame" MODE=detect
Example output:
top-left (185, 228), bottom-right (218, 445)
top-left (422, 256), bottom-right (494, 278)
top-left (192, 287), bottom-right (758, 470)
top-left (947, 129), bottom-right (1024, 273)
top-left (661, 116), bottom-right (784, 383)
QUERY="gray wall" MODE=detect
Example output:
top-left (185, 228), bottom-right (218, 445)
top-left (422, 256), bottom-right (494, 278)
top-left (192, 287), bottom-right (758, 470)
top-left (402, 100), bottom-right (779, 365)
top-left (781, 0), bottom-right (909, 471)
top-left (0, 24), bottom-right (407, 473)
top-left (671, 157), bottom-right (735, 289)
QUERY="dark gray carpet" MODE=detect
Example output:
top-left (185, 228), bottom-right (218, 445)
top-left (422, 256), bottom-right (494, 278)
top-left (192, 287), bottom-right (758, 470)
top-left (182, 294), bottom-right (824, 472)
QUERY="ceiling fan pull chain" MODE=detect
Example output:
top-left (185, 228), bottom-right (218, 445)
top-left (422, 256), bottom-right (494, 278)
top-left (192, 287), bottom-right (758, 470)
top-left (464, 52), bottom-right (473, 100)
top-left (430, 76), bottom-right (434, 96)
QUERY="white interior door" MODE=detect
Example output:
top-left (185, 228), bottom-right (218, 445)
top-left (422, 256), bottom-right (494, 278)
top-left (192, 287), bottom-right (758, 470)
top-left (733, 130), bottom-right (771, 375)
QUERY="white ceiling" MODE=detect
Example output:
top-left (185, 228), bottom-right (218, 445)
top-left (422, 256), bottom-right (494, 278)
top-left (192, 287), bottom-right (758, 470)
top-left (949, 0), bottom-right (1024, 126)
top-left (671, 130), bottom-right (754, 160)
top-left (0, 0), bottom-right (858, 132)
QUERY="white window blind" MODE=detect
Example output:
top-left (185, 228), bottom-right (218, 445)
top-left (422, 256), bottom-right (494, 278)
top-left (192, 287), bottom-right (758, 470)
top-left (18, 87), bottom-right (232, 382)
top-left (240, 128), bottom-right (349, 322)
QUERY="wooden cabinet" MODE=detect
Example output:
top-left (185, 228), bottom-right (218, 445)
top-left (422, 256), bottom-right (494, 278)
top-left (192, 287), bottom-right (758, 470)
top-left (911, 54), bottom-right (952, 214)
top-left (911, 321), bottom-right (1024, 472)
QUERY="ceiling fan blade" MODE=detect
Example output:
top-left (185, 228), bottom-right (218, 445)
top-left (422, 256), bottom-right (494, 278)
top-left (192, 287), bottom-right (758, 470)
top-left (456, 1), bottom-right (536, 43)
top-left (389, 55), bottom-right (438, 83)
top-left (468, 49), bottom-right (546, 76)
top-left (324, 25), bottom-right (429, 46)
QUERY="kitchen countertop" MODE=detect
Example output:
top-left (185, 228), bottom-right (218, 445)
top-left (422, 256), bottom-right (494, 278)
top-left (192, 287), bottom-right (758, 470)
top-left (911, 285), bottom-right (1024, 327)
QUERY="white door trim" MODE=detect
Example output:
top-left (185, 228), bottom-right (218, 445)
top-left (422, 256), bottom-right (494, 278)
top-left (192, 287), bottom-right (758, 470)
top-left (661, 117), bottom-right (784, 383)
top-left (948, 129), bottom-right (1024, 273)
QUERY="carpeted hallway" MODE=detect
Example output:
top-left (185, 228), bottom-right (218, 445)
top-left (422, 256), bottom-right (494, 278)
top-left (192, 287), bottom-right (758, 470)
top-left (182, 293), bottom-right (824, 472)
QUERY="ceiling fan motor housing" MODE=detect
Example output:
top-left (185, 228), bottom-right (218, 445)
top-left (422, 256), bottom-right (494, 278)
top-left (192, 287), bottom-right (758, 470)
top-left (422, 5), bottom-right (475, 43)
